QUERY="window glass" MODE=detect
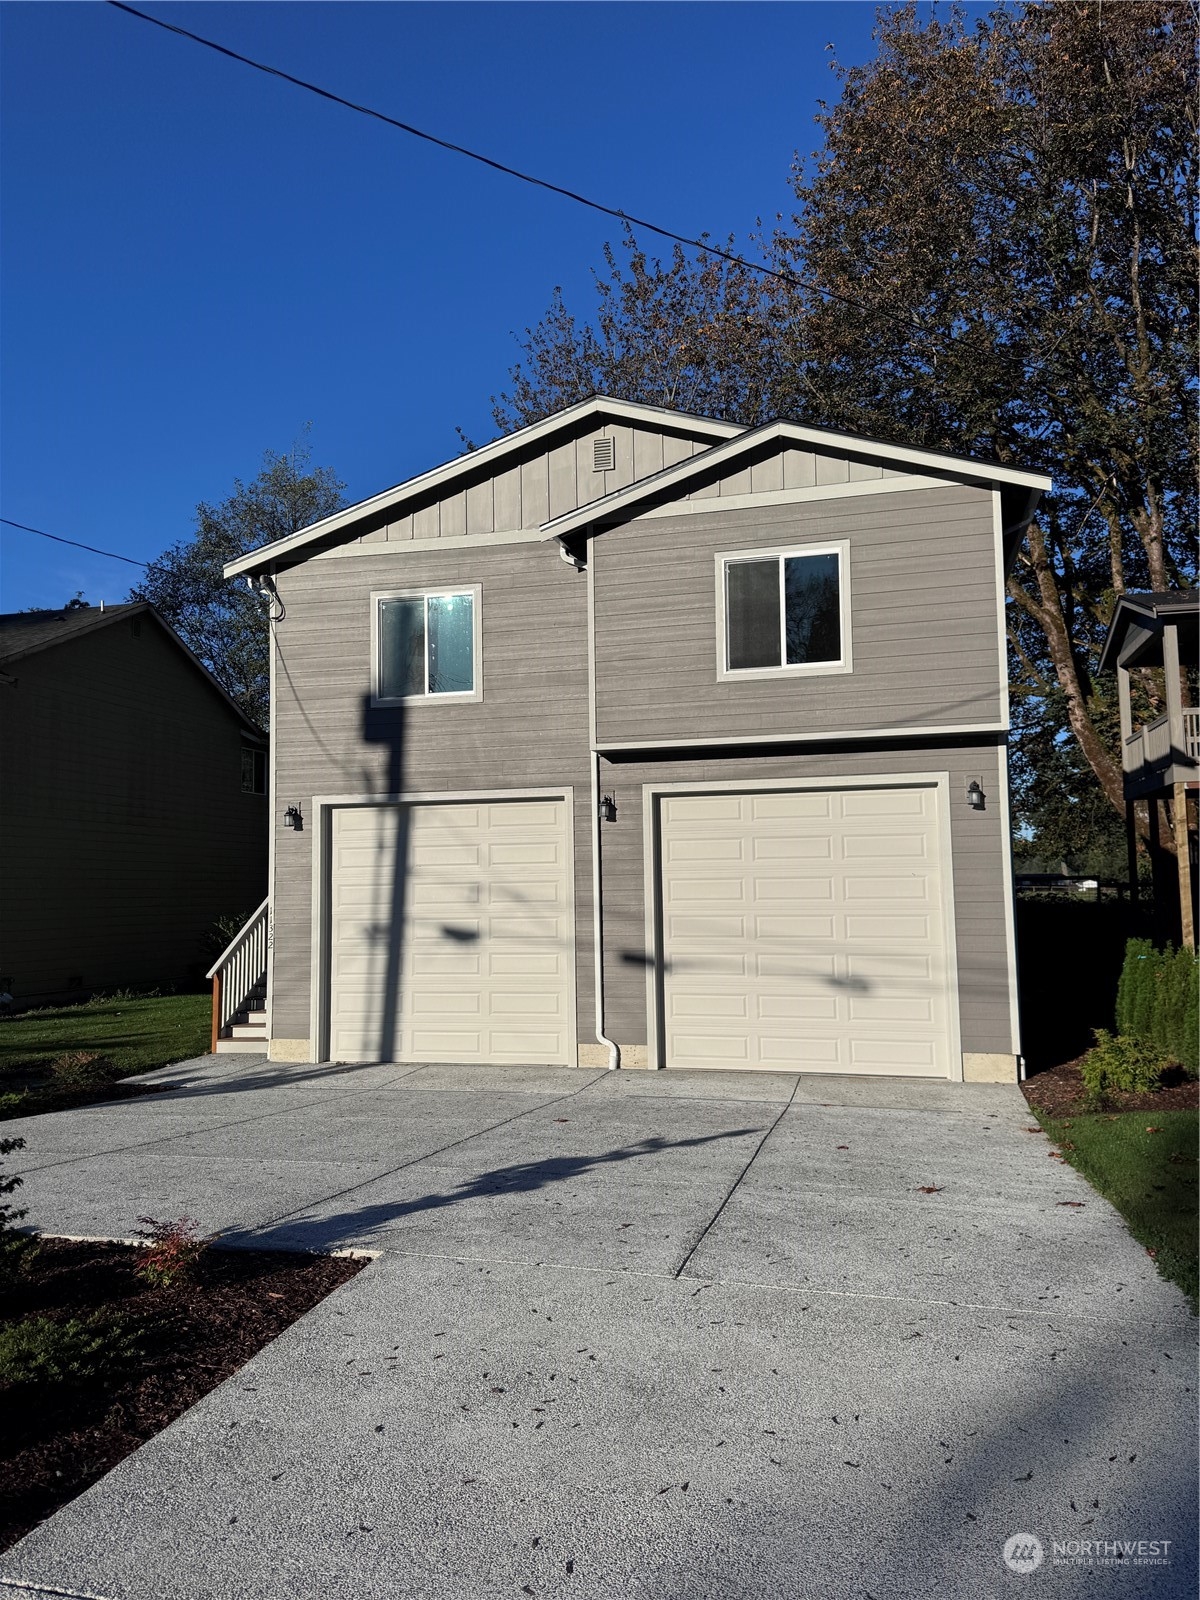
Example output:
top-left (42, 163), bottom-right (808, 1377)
top-left (379, 597), bottom-right (426, 698)
top-left (726, 559), bottom-right (781, 671)
top-left (784, 553), bottom-right (841, 665)
top-left (427, 593), bottom-right (474, 694)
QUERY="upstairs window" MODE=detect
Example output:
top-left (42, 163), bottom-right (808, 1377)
top-left (241, 747), bottom-right (267, 794)
top-left (373, 587), bottom-right (482, 704)
top-left (718, 544), bottom-right (850, 678)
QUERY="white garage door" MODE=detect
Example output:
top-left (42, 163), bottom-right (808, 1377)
top-left (658, 785), bottom-right (954, 1076)
top-left (328, 797), bottom-right (573, 1064)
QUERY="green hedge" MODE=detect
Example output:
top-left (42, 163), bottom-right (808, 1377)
top-left (1115, 939), bottom-right (1199, 1075)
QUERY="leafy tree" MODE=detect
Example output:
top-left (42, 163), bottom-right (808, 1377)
top-left (131, 440), bottom-right (344, 728)
top-left (493, 1), bottom-right (1198, 859)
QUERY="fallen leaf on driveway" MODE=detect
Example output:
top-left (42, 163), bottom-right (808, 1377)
top-left (1057, 1201), bottom-right (1085, 1207)
top-left (836, 1145), bottom-right (850, 1150)
top-left (914, 1185), bottom-right (944, 1194)
top-left (1023, 1125), bottom-right (1043, 1133)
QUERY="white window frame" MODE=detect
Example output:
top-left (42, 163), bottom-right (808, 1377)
top-left (370, 585), bottom-right (483, 706)
top-left (715, 540), bottom-right (852, 681)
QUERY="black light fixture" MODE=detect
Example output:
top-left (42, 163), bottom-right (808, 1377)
top-left (599, 794), bottom-right (617, 823)
top-left (966, 780), bottom-right (985, 811)
top-left (283, 804), bottom-right (304, 831)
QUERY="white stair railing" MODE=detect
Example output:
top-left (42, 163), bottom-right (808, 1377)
top-left (206, 900), bottom-right (268, 1052)
top-left (1184, 707), bottom-right (1200, 762)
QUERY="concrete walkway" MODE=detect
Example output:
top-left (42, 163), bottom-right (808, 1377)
top-left (1, 1058), bottom-right (1195, 1600)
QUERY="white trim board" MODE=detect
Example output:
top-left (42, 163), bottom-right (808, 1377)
top-left (636, 474), bottom-right (945, 519)
top-left (309, 786), bottom-right (577, 1066)
top-left (640, 772), bottom-right (964, 1079)
top-left (996, 741), bottom-right (1022, 1057)
top-left (312, 526), bottom-right (548, 560)
top-left (594, 722), bottom-right (1008, 754)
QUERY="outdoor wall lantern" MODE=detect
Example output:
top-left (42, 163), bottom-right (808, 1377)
top-left (966, 780), bottom-right (985, 811)
top-left (599, 794), bottom-right (618, 824)
top-left (283, 804), bottom-right (304, 831)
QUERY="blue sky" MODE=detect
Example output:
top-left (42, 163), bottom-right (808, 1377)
top-left (1, 0), bottom-right (900, 611)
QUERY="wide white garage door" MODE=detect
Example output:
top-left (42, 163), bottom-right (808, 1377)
top-left (658, 785), bottom-right (954, 1076)
top-left (328, 798), bottom-right (573, 1064)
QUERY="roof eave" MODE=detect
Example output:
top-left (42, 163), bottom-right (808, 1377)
top-left (540, 420), bottom-right (1053, 542)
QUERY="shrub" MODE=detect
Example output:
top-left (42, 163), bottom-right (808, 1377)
top-left (50, 1050), bottom-right (116, 1087)
top-left (0, 1133), bottom-right (34, 1283)
top-left (1080, 1029), bottom-right (1167, 1102)
top-left (133, 1215), bottom-right (210, 1287)
top-left (0, 1313), bottom-right (139, 1389)
top-left (1115, 940), bottom-right (1199, 1076)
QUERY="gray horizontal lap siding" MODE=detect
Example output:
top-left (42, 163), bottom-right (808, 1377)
top-left (598, 743), bottom-right (1013, 1059)
top-left (593, 484), bottom-right (1001, 746)
top-left (270, 542), bottom-right (594, 1048)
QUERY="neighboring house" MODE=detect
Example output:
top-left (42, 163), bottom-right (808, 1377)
top-left (1099, 590), bottom-right (1199, 948)
top-left (0, 602), bottom-right (268, 1007)
top-left (221, 396), bottom-right (1050, 1081)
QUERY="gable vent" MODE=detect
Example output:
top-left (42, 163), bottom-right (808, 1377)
top-left (592, 437), bottom-right (616, 473)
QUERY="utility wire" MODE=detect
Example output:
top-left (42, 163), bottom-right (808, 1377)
top-left (1, 516), bottom-right (154, 569)
top-left (106, 0), bottom-right (956, 354)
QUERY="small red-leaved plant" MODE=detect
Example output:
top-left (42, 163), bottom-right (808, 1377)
top-left (133, 1216), bottom-right (210, 1288)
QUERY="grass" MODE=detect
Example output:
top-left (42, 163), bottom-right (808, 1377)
top-left (1034, 1107), bottom-right (1199, 1312)
top-left (0, 993), bottom-right (210, 1120)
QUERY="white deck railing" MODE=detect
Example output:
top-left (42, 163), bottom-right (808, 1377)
top-left (206, 900), bottom-right (268, 1051)
top-left (1185, 707), bottom-right (1200, 761)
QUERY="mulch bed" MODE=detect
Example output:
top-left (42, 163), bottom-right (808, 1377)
top-left (1022, 1056), bottom-right (1200, 1120)
top-left (0, 1079), bottom-right (175, 1121)
top-left (0, 1238), bottom-right (365, 1551)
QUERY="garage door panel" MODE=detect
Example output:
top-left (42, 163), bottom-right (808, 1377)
top-left (841, 789), bottom-right (929, 817)
top-left (755, 914), bottom-right (838, 940)
top-left (328, 799), bottom-right (572, 1064)
top-left (751, 792), bottom-right (831, 820)
top-left (668, 837), bottom-right (744, 863)
top-left (669, 992), bottom-right (749, 1019)
top-left (659, 786), bottom-right (953, 1077)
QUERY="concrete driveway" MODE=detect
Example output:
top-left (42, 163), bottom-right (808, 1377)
top-left (2, 1058), bottom-right (1195, 1600)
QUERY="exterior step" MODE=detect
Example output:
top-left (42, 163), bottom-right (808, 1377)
top-left (215, 1036), bottom-right (268, 1053)
top-left (229, 1020), bottom-right (267, 1040)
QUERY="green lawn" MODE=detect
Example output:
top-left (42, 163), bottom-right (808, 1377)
top-left (1035, 1108), bottom-right (1199, 1312)
top-left (0, 993), bottom-right (211, 1119)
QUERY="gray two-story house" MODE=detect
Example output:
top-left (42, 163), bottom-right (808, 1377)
top-left (220, 397), bottom-right (1049, 1082)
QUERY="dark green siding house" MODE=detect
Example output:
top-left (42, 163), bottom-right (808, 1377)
top-left (0, 602), bottom-right (267, 1008)
top-left (218, 397), bottom-right (1051, 1082)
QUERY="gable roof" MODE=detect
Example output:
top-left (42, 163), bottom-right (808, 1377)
top-left (1098, 590), bottom-right (1199, 672)
top-left (0, 601), bottom-right (265, 740)
top-left (0, 602), bottom-right (147, 663)
top-left (225, 396), bottom-right (744, 579)
top-left (541, 418), bottom-right (1052, 550)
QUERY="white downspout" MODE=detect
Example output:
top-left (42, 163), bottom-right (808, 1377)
top-left (590, 752), bottom-right (620, 1070)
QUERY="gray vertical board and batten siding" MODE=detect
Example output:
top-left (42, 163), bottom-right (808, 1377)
top-left (592, 481), bottom-right (1001, 746)
top-left (269, 543), bottom-right (594, 1046)
top-left (597, 744), bottom-right (1013, 1058)
top-left (0, 619), bottom-right (267, 1003)
top-left (330, 423), bottom-right (713, 549)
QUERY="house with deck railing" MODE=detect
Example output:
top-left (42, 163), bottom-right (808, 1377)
top-left (1100, 590), bottom-right (1199, 949)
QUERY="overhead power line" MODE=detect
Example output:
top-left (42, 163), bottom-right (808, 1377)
top-left (1, 516), bottom-right (153, 569)
top-left (105, 0), bottom-right (951, 353)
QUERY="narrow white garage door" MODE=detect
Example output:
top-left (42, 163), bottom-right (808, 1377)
top-left (658, 786), bottom-right (954, 1076)
top-left (328, 798), bottom-right (573, 1064)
